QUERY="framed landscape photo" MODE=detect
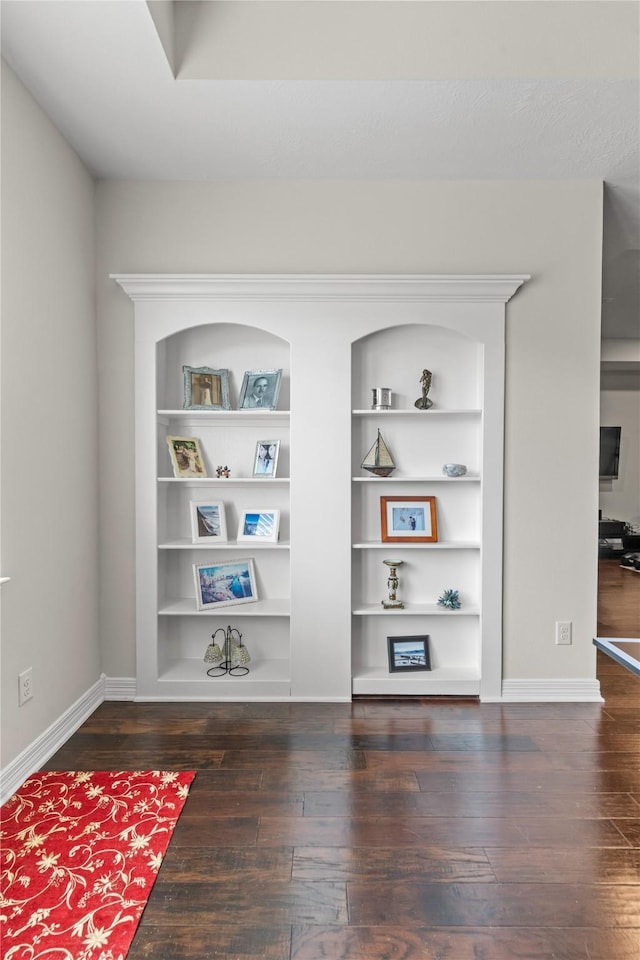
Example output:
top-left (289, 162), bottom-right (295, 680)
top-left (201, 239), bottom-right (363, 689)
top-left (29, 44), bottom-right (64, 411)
top-left (380, 496), bottom-right (438, 543)
top-left (238, 369), bottom-right (282, 410)
top-left (167, 436), bottom-right (207, 478)
top-left (193, 558), bottom-right (258, 610)
top-left (183, 365), bottom-right (231, 410)
top-left (190, 501), bottom-right (228, 543)
top-left (253, 440), bottom-right (280, 478)
top-left (237, 509), bottom-right (280, 543)
top-left (387, 635), bottom-right (431, 673)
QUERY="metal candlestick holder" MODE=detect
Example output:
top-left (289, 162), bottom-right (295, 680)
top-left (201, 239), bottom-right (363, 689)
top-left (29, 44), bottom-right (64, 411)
top-left (204, 625), bottom-right (250, 677)
top-left (382, 558), bottom-right (404, 609)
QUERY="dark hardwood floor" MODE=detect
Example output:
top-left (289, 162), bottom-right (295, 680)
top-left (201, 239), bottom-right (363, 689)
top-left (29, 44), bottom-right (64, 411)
top-left (41, 562), bottom-right (640, 959)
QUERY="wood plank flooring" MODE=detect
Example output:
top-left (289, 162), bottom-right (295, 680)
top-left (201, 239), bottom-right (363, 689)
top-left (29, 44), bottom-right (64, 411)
top-left (40, 560), bottom-right (640, 959)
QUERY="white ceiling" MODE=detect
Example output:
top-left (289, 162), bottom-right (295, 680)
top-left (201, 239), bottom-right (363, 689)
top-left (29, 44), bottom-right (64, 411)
top-left (1, 0), bottom-right (639, 338)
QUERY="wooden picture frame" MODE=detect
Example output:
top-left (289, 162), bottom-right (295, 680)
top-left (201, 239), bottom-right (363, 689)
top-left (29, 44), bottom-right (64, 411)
top-left (183, 365), bottom-right (231, 410)
top-left (380, 496), bottom-right (438, 542)
top-left (387, 635), bottom-right (431, 672)
top-left (167, 436), bottom-right (207, 478)
top-left (193, 558), bottom-right (258, 610)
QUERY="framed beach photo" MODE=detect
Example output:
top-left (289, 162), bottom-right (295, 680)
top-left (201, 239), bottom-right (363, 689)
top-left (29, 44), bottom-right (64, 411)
top-left (238, 369), bottom-right (282, 410)
top-left (380, 496), bottom-right (438, 543)
top-left (167, 436), bottom-right (207, 478)
top-left (190, 501), bottom-right (228, 542)
top-left (237, 509), bottom-right (280, 543)
top-left (252, 440), bottom-right (280, 478)
top-left (193, 558), bottom-right (258, 610)
top-left (183, 365), bottom-right (231, 410)
top-left (387, 635), bottom-right (431, 673)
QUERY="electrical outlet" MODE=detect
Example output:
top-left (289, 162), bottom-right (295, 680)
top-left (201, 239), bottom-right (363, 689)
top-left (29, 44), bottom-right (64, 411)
top-left (18, 668), bottom-right (33, 705)
top-left (555, 621), bottom-right (572, 645)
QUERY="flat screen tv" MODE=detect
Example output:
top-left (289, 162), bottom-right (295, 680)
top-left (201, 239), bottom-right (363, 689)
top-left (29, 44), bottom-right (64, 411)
top-left (600, 426), bottom-right (621, 479)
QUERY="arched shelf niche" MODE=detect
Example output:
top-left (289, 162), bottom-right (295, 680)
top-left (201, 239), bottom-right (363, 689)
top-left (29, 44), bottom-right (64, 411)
top-left (158, 321), bottom-right (291, 412)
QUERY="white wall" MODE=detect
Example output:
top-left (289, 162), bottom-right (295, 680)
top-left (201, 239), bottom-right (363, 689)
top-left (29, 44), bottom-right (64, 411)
top-left (600, 389), bottom-right (640, 529)
top-left (0, 61), bottom-right (100, 768)
top-left (96, 178), bottom-right (603, 682)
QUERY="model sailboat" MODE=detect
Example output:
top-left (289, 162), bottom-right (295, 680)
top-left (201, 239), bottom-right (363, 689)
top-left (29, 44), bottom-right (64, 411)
top-left (361, 429), bottom-right (396, 477)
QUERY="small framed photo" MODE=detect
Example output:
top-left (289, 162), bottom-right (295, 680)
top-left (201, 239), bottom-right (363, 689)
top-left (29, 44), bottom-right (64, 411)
top-left (387, 635), bottom-right (431, 673)
top-left (238, 369), bottom-right (282, 410)
top-left (190, 501), bottom-right (228, 542)
top-left (253, 440), bottom-right (280, 478)
top-left (183, 365), bottom-right (231, 410)
top-left (237, 509), bottom-right (280, 543)
top-left (167, 436), bottom-right (207, 478)
top-left (380, 496), bottom-right (438, 543)
top-left (193, 558), bottom-right (258, 610)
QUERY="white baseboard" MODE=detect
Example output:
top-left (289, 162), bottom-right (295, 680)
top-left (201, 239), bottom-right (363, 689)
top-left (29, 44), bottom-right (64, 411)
top-left (495, 679), bottom-right (603, 702)
top-left (104, 676), bottom-right (137, 700)
top-left (0, 675), bottom-right (106, 805)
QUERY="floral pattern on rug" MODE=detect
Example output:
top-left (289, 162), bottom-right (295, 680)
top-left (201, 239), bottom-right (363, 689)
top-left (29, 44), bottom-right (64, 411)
top-left (0, 769), bottom-right (195, 960)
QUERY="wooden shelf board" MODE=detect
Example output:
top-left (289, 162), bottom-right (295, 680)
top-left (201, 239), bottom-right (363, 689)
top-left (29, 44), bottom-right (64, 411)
top-left (352, 409), bottom-right (481, 416)
top-left (158, 477), bottom-right (290, 484)
top-left (352, 540), bottom-right (479, 550)
top-left (159, 657), bottom-right (291, 685)
top-left (159, 598), bottom-right (290, 616)
top-left (352, 667), bottom-right (480, 696)
top-left (159, 539), bottom-right (290, 550)
top-left (158, 409), bottom-right (290, 419)
top-left (352, 475), bottom-right (480, 482)
top-left (352, 603), bottom-right (480, 616)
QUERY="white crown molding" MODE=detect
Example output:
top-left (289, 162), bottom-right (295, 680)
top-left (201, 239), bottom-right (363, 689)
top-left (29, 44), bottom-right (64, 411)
top-left (493, 679), bottom-right (603, 703)
top-left (0, 676), bottom-right (106, 805)
top-left (111, 273), bottom-right (530, 304)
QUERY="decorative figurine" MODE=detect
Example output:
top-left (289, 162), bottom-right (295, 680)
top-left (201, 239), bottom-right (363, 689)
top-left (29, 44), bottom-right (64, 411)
top-left (216, 465), bottom-right (231, 478)
top-left (362, 429), bottom-right (396, 477)
top-left (371, 387), bottom-right (393, 410)
top-left (437, 588), bottom-right (462, 610)
top-left (382, 559), bottom-right (405, 609)
top-left (414, 369), bottom-right (433, 410)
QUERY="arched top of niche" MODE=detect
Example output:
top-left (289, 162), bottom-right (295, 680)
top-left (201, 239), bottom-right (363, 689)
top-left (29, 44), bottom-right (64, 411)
top-left (351, 322), bottom-right (482, 411)
top-left (158, 321), bottom-right (291, 411)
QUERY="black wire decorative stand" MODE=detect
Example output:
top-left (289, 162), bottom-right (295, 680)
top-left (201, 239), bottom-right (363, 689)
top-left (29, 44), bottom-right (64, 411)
top-left (205, 625), bottom-right (250, 677)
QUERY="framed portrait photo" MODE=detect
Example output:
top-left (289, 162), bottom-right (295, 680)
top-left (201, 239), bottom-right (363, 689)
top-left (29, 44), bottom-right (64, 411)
top-left (238, 369), bottom-right (282, 410)
top-left (387, 635), bottom-right (431, 673)
top-left (237, 509), bottom-right (280, 543)
top-left (167, 436), bottom-right (207, 478)
top-left (252, 440), bottom-right (280, 478)
top-left (190, 501), bottom-right (228, 543)
top-left (380, 496), bottom-right (438, 543)
top-left (193, 558), bottom-right (258, 611)
top-left (183, 365), bottom-right (231, 410)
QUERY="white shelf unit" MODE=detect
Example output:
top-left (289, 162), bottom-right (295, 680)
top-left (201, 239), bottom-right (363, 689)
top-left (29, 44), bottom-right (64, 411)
top-left (351, 324), bottom-right (495, 697)
top-left (144, 317), bottom-right (292, 698)
top-left (114, 273), bottom-right (527, 701)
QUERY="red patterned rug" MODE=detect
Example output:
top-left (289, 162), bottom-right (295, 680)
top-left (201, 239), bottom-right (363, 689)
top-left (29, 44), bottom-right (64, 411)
top-left (0, 770), bottom-right (195, 960)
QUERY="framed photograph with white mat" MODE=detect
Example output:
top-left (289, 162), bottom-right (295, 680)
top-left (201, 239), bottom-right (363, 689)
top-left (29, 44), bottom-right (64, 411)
top-left (237, 509), bottom-right (280, 543)
top-left (190, 501), bottom-right (228, 543)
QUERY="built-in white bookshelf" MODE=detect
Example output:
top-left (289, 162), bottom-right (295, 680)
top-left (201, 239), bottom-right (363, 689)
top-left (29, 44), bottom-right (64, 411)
top-left (113, 273), bottom-right (527, 701)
